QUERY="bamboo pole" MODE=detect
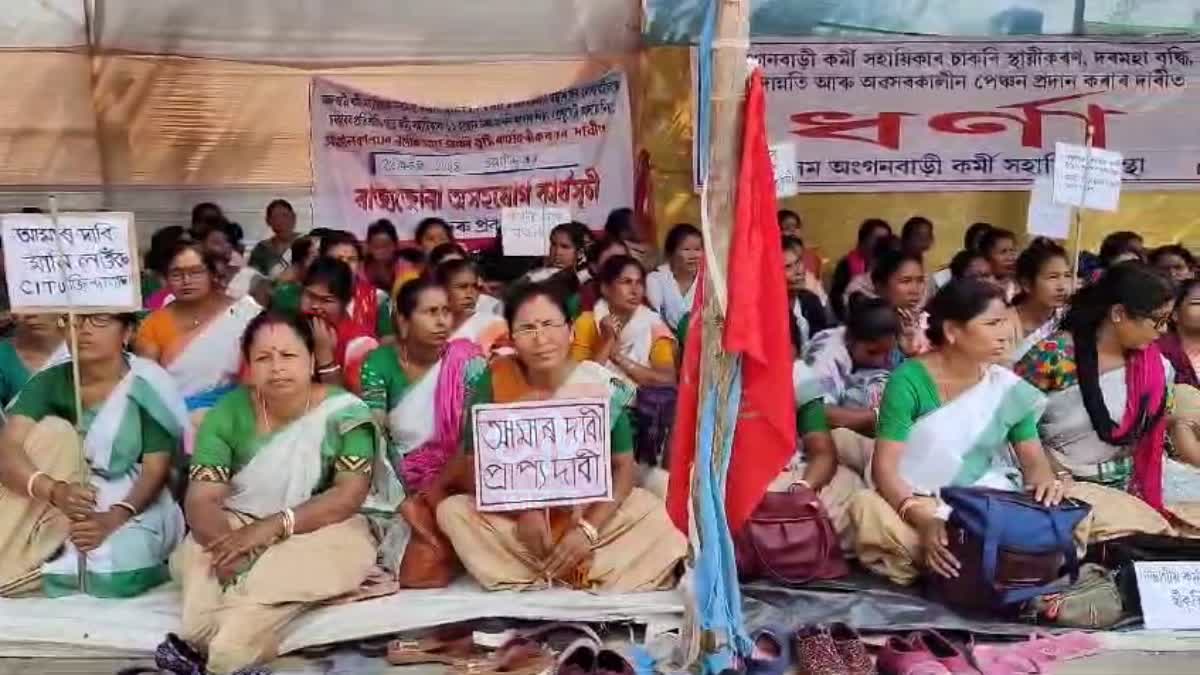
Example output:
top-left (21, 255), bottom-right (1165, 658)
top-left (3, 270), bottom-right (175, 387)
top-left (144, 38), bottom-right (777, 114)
top-left (693, 0), bottom-right (749, 662)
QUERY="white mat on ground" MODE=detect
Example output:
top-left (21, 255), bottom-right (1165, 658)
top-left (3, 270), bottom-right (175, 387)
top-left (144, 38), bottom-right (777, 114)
top-left (0, 580), bottom-right (684, 658)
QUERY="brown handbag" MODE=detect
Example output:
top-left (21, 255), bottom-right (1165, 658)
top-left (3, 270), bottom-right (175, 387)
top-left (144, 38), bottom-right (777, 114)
top-left (395, 495), bottom-right (458, 589)
top-left (733, 483), bottom-right (848, 585)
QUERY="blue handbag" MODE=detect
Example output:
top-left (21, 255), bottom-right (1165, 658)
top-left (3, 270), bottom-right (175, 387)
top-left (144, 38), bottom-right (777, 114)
top-left (933, 486), bottom-right (1092, 611)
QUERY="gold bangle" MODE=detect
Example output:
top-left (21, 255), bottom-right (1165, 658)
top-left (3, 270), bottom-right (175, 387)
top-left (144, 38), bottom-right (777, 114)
top-left (577, 519), bottom-right (599, 545)
top-left (112, 501), bottom-right (138, 518)
top-left (896, 496), bottom-right (921, 523)
top-left (26, 471), bottom-right (46, 500)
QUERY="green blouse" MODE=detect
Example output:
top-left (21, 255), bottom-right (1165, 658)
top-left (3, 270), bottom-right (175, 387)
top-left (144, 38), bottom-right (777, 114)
top-left (8, 363), bottom-right (175, 459)
top-left (877, 359), bottom-right (1039, 444)
top-left (359, 345), bottom-right (412, 412)
top-left (189, 386), bottom-right (376, 487)
top-left (0, 340), bottom-right (33, 407)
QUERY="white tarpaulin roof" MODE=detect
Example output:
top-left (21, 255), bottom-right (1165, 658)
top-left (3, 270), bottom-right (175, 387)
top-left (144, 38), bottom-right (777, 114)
top-left (0, 1), bottom-right (639, 243)
top-left (3, 0), bottom-right (640, 60)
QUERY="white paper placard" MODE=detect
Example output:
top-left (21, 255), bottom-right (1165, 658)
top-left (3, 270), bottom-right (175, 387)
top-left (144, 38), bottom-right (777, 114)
top-left (472, 397), bottom-right (612, 512)
top-left (1026, 175), bottom-right (1072, 239)
top-left (1134, 561), bottom-right (1200, 629)
top-left (1053, 142), bottom-right (1124, 212)
top-left (1, 212), bottom-right (141, 313)
top-left (500, 207), bottom-right (572, 257)
top-left (769, 142), bottom-right (798, 198)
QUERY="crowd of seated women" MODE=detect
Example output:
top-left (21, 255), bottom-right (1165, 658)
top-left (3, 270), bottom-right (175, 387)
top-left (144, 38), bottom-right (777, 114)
top-left (1, 198), bottom-right (1198, 674)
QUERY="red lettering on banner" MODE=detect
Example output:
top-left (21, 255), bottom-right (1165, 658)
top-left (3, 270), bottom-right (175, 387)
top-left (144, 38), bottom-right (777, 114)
top-left (928, 92), bottom-right (1124, 149)
top-left (787, 112), bottom-right (915, 150)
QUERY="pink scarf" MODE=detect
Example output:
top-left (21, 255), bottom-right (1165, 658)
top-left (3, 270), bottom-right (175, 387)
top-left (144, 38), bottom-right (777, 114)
top-left (399, 338), bottom-right (482, 492)
top-left (846, 248), bottom-right (868, 277)
top-left (1122, 343), bottom-right (1170, 511)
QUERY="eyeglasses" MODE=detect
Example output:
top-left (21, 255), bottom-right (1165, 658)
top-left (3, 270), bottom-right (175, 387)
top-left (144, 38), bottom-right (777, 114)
top-left (512, 319), bottom-right (568, 341)
top-left (167, 266), bottom-right (209, 282)
top-left (65, 314), bottom-right (118, 328)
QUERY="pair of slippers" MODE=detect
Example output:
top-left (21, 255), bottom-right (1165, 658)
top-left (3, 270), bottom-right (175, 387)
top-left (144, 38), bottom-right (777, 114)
top-left (971, 632), bottom-right (1102, 674)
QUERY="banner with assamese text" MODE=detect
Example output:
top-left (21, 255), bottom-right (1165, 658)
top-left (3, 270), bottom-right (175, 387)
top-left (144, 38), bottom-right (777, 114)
top-left (311, 72), bottom-right (633, 241)
top-left (749, 38), bottom-right (1200, 192)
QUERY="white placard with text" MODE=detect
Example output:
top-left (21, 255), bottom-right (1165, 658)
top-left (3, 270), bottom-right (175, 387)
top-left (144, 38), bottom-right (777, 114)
top-left (472, 397), bottom-right (612, 512)
top-left (1, 212), bottom-right (140, 313)
top-left (769, 142), bottom-right (799, 198)
top-left (1053, 142), bottom-right (1123, 212)
top-left (500, 206), bottom-right (572, 257)
top-left (1134, 561), bottom-right (1200, 630)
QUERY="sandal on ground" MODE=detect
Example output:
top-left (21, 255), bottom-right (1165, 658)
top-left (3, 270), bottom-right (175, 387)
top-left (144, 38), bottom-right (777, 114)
top-left (387, 633), bottom-right (479, 666)
top-left (454, 636), bottom-right (555, 675)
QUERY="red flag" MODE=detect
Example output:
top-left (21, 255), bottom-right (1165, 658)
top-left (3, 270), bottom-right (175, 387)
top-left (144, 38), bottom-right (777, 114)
top-left (665, 266), bottom-right (705, 532)
top-left (722, 69), bottom-right (796, 534)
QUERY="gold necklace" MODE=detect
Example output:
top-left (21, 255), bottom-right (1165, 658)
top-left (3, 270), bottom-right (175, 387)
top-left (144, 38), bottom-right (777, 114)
top-left (257, 386), bottom-right (313, 433)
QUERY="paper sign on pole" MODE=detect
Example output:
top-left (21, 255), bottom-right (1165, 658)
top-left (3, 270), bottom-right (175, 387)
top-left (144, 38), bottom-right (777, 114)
top-left (500, 207), bottom-right (572, 257)
top-left (1, 212), bottom-right (141, 313)
top-left (1134, 561), bottom-right (1200, 629)
top-left (472, 397), bottom-right (613, 512)
top-left (768, 143), bottom-right (798, 198)
top-left (1026, 176), bottom-right (1072, 240)
top-left (1053, 142), bottom-right (1124, 212)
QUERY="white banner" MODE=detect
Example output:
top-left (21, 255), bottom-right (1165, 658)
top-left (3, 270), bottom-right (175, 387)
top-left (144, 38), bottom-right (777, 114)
top-left (311, 73), bottom-right (633, 241)
top-left (747, 38), bottom-right (1200, 192)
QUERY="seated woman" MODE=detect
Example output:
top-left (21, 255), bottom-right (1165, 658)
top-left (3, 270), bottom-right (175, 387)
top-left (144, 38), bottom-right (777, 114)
top-left (1005, 238), bottom-right (1072, 365)
top-left (165, 312), bottom-right (379, 675)
top-left (436, 285), bottom-right (687, 591)
top-left (1151, 244), bottom-right (1196, 285)
top-left (578, 237), bottom-right (629, 313)
top-left (321, 230), bottom-right (393, 341)
top-left (646, 223), bottom-right (702, 333)
top-left (435, 259), bottom-right (509, 358)
top-left (268, 236), bottom-right (319, 318)
top-left (831, 218), bottom-right (892, 321)
top-left (862, 249), bottom-right (929, 358)
top-left (851, 279), bottom-right (1166, 586)
top-left (0, 313), bottom-right (67, 408)
top-left (782, 236), bottom-right (832, 346)
top-left (571, 255), bottom-right (677, 388)
top-left (947, 249), bottom-right (997, 286)
top-left (300, 258), bottom-right (380, 391)
top-left (364, 219), bottom-right (401, 293)
top-left (0, 314), bottom-right (188, 597)
top-left (1016, 262), bottom-right (1190, 529)
top-left (803, 296), bottom-right (900, 436)
top-left (979, 227), bottom-right (1020, 302)
top-left (360, 278), bottom-right (484, 492)
top-left (247, 199), bottom-right (300, 279)
top-left (136, 241), bottom-right (261, 421)
top-left (771, 306), bottom-right (865, 550)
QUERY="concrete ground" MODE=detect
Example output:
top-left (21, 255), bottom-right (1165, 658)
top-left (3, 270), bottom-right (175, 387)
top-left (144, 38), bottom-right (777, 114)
top-left (3, 651), bottom-right (1200, 674)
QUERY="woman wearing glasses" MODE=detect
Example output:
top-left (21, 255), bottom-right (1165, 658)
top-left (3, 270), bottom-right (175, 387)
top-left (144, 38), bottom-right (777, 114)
top-left (135, 241), bottom-right (261, 424)
top-left (436, 283), bottom-right (686, 591)
top-left (1015, 262), bottom-right (1181, 530)
top-left (0, 313), bottom-right (189, 597)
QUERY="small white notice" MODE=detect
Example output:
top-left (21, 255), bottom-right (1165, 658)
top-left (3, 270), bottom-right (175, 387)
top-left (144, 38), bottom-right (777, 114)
top-left (1052, 142), bottom-right (1123, 212)
top-left (1, 212), bottom-right (141, 313)
top-left (500, 207), bottom-right (572, 257)
top-left (1134, 561), bottom-right (1200, 629)
top-left (472, 397), bottom-right (612, 512)
top-left (1026, 176), bottom-right (1072, 239)
top-left (769, 143), bottom-right (799, 198)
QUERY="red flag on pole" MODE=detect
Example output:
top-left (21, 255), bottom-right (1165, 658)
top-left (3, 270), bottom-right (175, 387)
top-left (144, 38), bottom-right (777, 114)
top-left (721, 68), bottom-right (796, 534)
top-left (665, 265), bottom-right (705, 533)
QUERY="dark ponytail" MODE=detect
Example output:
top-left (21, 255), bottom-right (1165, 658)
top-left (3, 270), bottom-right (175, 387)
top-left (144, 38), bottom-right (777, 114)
top-left (1063, 261), bottom-right (1174, 444)
top-left (924, 278), bottom-right (1005, 347)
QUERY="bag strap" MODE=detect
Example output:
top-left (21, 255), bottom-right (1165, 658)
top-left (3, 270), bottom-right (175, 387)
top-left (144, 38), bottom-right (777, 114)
top-left (748, 508), bottom-right (830, 586)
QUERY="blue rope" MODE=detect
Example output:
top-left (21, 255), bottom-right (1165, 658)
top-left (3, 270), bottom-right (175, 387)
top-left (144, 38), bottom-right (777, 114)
top-left (695, 0), bottom-right (718, 187)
